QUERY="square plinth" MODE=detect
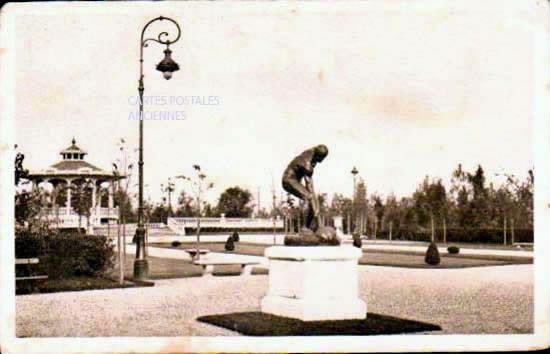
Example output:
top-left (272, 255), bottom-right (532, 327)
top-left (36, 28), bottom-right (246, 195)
top-left (261, 246), bottom-right (367, 321)
top-left (261, 295), bottom-right (367, 321)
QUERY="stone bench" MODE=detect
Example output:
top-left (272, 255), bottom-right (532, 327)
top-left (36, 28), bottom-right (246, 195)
top-left (193, 259), bottom-right (260, 277)
top-left (513, 242), bottom-right (533, 249)
top-left (183, 248), bottom-right (210, 258)
top-left (16, 258), bottom-right (48, 292)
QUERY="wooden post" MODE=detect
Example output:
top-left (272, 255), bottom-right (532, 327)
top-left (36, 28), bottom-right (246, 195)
top-left (389, 221), bottom-right (393, 241)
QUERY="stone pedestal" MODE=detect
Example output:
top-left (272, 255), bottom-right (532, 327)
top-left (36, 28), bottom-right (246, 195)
top-left (261, 246), bottom-right (366, 321)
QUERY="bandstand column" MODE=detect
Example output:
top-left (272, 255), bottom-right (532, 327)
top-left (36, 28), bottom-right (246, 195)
top-left (108, 184), bottom-right (114, 210)
top-left (96, 182), bottom-right (102, 215)
top-left (91, 180), bottom-right (97, 210)
top-left (66, 178), bottom-right (72, 213)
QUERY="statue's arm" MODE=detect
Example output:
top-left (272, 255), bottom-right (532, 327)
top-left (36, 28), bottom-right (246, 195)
top-left (304, 175), bottom-right (314, 195)
top-left (304, 176), bottom-right (320, 215)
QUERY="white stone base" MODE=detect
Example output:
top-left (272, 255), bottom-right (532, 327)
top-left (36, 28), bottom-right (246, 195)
top-left (261, 246), bottom-right (367, 321)
top-left (261, 295), bottom-right (367, 321)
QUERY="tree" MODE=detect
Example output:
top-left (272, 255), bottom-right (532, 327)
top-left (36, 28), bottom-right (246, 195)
top-left (161, 178), bottom-right (176, 217)
top-left (353, 179), bottom-right (368, 234)
top-left (371, 194), bottom-right (384, 238)
top-left (329, 193), bottom-right (352, 234)
top-left (14, 146), bottom-right (52, 234)
top-left (398, 197), bottom-right (416, 231)
top-left (176, 164), bottom-right (214, 260)
top-left (504, 170), bottom-right (534, 229)
top-left (175, 190), bottom-right (195, 217)
top-left (413, 177), bottom-right (447, 241)
top-left (112, 138), bottom-right (135, 285)
top-left (467, 165), bottom-right (490, 228)
top-left (450, 164), bottom-right (471, 228)
top-left (384, 194), bottom-right (399, 240)
top-left (70, 179), bottom-right (95, 234)
top-left (14, 146), bottom-right (29, 185)
top-left (216, 186), bottom-right (253, 218)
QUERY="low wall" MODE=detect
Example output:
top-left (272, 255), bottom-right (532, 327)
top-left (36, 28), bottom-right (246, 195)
top-left (108, 233), bottom-right (286, 245)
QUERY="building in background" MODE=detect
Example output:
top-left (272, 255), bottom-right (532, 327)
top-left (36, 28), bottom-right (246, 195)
top-left (26, 138), bottom-right (124, 232)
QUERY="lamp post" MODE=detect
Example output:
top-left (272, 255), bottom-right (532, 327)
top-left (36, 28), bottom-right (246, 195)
top-left (134, 16), bottom-right (181, 280)
top-left (351, 166), bottom-right (358, 235)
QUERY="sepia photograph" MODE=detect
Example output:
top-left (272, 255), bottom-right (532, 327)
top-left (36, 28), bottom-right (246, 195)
top-left (0, 0), bottom-right (548, 352)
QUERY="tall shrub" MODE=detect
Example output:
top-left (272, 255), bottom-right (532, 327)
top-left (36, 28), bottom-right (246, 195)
top-left (42, 234), bottom-right (115, 278)
top-left (425, 242), bottom-right (441, 265)
top-left (225, 236), bottom-right (235, 251)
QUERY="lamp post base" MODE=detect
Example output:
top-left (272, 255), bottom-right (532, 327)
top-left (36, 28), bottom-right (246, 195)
top-left (133, 259), bottom-right (149, 280)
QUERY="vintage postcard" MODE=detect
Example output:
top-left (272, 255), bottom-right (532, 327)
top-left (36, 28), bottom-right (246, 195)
top-left (0, 0), bottom-right (548, 352)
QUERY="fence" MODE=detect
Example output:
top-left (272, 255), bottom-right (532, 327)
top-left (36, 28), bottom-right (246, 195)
top-left (167, 216), bottom-right (284, 235)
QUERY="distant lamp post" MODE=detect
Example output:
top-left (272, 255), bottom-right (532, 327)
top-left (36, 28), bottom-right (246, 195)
top-left (134, 16), bottom-right (181, 280)
top-left (351, 166), bottom-right (359, 234)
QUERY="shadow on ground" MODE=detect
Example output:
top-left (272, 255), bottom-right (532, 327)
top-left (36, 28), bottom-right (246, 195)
top-left (197, 311), bottom-right (441, 336)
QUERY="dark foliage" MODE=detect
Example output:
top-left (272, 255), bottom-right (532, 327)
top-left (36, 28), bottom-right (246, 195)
top-left (374, 228), bottom-right (533, 244)
top-left (447, 246), bottom-right (460, 254)
top-left (16, 233), bottom-right (115, 278)
top-left (225, 236), bottom-right (235, 251)
top-left (425, 242), bottom-right (441, 265)
top-left (15, 151), bottom-right (29, 186)
top-left (231, 231), bottom-right (240, 242)
top-left (376, 229), bottom-right (432, 242)
top-left (353, 237), bottom-right (362, 248)
top-left (217, 186), bottom-right (253, 217)
top-left (15, 231), bottom-right (47, 258)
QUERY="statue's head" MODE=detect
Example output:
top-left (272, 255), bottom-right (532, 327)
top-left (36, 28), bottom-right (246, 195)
top-left (313, 144), bottom-right (328, 162)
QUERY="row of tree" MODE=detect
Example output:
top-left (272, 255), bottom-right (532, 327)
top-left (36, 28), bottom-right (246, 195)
top-left (16, 139), bottom-right (533, 243)
top-left (284, 164), bottom-right (533, 241)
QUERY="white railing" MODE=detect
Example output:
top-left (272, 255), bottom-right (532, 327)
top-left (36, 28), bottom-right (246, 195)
top-left (45, 207), bottom-right (119, 217)
top-left (167, 218), bottom-right (185, 235)
top-left (166, 216), bottom-right (284, 236)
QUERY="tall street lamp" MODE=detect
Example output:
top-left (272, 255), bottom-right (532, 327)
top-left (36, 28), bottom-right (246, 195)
top-left (134, 16), bottom-right (181, 279)
top-left (351, 166), bottom-right (358, 234)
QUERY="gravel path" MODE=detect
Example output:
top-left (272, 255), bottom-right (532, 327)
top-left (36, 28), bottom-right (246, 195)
top-left (16, 264), bottom-right (532, 337)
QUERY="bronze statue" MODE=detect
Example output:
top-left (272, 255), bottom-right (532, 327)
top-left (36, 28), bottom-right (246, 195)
top-left (282, 145), bottom-right (340, 246)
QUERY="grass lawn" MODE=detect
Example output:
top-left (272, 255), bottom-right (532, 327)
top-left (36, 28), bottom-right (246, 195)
top-left (113, 253), bottom-right (268, 280)
top-left (364, 239), bottom-right (533, 251)
top-left (16, 276), bottom-right (138, 295)
top-left (197, 311), bottom-right (441, 336)
top-left (150, 242), bottom-right (532, 269)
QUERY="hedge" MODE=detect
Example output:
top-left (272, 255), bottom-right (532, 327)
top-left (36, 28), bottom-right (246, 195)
top-left (372, 228), bottom-right (533, 244)
top-left (15, 233), bottom-right (115, 278)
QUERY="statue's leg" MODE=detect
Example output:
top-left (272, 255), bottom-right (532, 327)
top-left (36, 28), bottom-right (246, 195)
top-left (305, 202), bottom-right (318, 232)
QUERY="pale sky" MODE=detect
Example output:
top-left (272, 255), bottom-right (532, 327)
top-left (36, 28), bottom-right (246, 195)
top-left (13, 1), bottom-right (536, 208)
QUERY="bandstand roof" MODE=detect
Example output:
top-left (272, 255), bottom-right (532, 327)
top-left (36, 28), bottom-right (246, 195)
top-left (27, 139), bottom-right (124, 181)
top-left (59, 137), bottom-right (87, 155)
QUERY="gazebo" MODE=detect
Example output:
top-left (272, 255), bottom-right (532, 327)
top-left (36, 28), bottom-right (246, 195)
top-left (26, 138), bottom-right (125, 233)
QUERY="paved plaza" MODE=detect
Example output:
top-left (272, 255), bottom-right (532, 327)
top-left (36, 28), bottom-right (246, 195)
top-left (16, 260), bottom-right (533, 337)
